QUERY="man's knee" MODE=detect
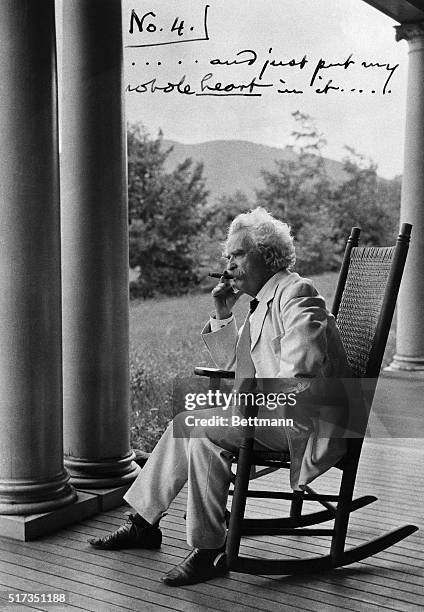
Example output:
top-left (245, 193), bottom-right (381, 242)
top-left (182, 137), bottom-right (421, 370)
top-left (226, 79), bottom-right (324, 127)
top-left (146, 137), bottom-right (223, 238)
top-left (172, 409), bottom-right (222, 440)
top-left (171, 409), bottom-right (243, 454)
top-left (187, 436), bottom-right (234, 475)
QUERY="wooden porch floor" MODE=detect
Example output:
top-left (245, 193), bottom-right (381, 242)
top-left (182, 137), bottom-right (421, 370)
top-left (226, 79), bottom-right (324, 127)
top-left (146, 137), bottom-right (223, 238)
top-left (0, 439), bottom-right (422, 612)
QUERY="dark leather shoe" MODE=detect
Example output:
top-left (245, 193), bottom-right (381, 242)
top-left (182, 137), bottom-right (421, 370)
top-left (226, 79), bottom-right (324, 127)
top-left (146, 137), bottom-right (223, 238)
top-left (88, 514), bottom-right (162, 550)
top-left (161, 548), bottom-right (227, 586)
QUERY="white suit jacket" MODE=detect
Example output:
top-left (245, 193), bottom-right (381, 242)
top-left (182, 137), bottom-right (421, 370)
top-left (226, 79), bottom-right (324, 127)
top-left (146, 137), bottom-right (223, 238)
top-left (201, 270), bottom-right (353, 489)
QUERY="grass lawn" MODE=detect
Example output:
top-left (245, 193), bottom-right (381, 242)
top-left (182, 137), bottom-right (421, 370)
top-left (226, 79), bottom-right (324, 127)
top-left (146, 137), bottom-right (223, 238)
top-left (129, 271), bottom-right (396, 451)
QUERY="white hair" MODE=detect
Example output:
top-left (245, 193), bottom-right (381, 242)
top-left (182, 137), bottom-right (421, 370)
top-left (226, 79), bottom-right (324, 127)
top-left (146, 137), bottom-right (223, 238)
top-left (226, 207), bottom-right (296, 271)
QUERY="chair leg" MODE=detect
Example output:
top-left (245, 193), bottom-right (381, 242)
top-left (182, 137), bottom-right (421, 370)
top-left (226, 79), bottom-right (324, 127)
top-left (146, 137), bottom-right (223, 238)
top-left (231, 523), bottom-right (418, 575)
top-left (330, 456), bottom-right (359, 564)
top-left (290, 490), bottom-right (304, 519)
top-left (226, 436), bottom-right (254, 568)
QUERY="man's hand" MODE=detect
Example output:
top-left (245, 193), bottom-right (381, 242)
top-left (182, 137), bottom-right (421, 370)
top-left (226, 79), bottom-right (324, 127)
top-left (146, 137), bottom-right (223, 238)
top-left (211, 276), bottom-right (243, 320)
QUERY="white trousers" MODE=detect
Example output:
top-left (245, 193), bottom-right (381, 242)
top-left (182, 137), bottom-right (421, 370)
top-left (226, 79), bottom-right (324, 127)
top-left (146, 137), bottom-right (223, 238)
top-left (124, 408), bottom-right (289, 548)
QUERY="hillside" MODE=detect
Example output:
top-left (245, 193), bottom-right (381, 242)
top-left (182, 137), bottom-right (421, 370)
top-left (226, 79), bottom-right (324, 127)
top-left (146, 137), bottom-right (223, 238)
top-left (161, 139), bottom-right (350, 201)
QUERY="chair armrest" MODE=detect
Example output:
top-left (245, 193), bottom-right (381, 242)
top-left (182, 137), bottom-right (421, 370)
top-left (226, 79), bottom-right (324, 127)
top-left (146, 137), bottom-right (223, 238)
top-left (194, 367), bottom-right (235, 379)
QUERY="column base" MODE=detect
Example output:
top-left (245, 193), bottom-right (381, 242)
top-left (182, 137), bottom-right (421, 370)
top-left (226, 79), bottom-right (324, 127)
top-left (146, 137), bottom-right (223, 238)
top-left (386, 354), bottom-right (424, 372)
top-left (77, 483), bottom-right (133, 512)
top-left (0, 470), bottom-right (77, 515)
top-left (74, 449), bottom-right (147, 510)
top-left (65, 451), bottom-right (140, 489)
top-left (0, 491), bottom-right (97, 541)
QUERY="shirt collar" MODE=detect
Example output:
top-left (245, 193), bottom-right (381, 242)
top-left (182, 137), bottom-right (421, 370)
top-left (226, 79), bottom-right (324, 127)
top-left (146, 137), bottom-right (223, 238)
top-left (255, 270), bottom-right (290, 304)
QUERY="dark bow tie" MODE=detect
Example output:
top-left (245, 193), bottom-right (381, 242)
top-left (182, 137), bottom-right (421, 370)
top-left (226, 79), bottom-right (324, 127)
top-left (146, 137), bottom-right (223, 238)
top-left (250, 298), bottom-right (259, 314)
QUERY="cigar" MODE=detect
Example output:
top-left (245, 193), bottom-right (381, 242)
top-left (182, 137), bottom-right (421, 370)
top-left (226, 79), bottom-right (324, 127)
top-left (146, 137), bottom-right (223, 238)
top-left (208, 271), bottom-right (234, 279)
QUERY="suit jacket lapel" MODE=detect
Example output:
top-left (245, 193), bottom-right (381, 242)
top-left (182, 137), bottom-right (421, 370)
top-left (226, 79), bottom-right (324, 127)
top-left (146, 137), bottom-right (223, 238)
top-left (250, 299), bottom-right (270, 351)
top-left (250, 270), bottom-right (295, 351)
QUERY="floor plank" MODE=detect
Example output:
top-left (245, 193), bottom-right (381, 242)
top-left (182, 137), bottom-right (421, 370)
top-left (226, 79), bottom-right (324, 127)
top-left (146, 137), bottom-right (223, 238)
top-left (0, 438), bottom-right (422, 612)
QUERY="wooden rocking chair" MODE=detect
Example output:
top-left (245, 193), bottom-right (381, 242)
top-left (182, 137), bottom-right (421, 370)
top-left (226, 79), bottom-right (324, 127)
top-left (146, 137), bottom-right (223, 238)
top-left (195, 223), bottom-right (418, 574)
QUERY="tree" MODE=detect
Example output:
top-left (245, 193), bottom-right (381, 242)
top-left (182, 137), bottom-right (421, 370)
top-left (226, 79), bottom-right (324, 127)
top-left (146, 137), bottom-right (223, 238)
top-left (330, 148), bottom-right (394, 255)
top-left (199, 190), bottom-right (252, 275)
top-left (254, 112), bottom-right (401, 275)
top-left (128, 124), bottom-right (209, 298)
top-left (256, 112), bottom-right (336, 273)
top-left (256, 111), bottom-right (333, 234)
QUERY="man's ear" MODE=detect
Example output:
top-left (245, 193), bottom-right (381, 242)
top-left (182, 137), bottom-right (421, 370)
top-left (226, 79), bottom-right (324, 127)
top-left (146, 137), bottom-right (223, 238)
top-left (261, 246), bottom-right (274, 267)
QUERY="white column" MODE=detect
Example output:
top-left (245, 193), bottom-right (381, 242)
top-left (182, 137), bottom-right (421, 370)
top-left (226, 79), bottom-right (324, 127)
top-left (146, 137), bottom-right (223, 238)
top-left (0, 0), bottom-right (76, 513)
top-left (60, 0), bottom-right (139, 486)
top-left (390, 22), bottom-right (424, 371)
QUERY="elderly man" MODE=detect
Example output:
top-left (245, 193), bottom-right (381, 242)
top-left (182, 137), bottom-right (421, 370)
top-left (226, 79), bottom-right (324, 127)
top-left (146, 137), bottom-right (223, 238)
top-left (89, 207), bottom-right (351, 586)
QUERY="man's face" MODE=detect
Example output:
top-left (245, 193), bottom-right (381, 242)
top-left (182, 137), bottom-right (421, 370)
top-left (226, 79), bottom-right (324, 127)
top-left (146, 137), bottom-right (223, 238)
top-left (224, 231), bottom-right (271, 296)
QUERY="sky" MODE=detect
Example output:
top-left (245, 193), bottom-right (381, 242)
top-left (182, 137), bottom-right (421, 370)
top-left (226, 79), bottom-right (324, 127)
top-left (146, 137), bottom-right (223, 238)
top-left (122, 0), bottom-right (409, 179)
